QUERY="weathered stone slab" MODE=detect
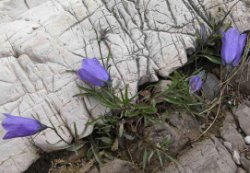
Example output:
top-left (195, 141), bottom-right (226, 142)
top-left (159, 137), bottom-right (237, 173)
top-left (234, 104), bottom-right (250, 135)
top-left (220, 112), bottom-right (246, 151)
top-left (89, 159), bottom-right (142, 173)
top-left (0, 0), bottom-right (249, 172)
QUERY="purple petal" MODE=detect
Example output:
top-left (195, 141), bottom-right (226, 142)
top-left (3, 130), bottom-right (35, 139)
top-left (221, 28), bottom-right (240, 65)
top-left (189, 75), bottom-right (203, 93)
top-left (2, 113), bottom-right (45, 139)
top-left (232, 33), bottom-right (247, 66)
top-left (82, 58), bottom-right (109, 81)
top-left (3, 131), bottom-right (17, 139)
top-left (78, 68), bottom-right (106, 86)
top-left (78, 58), bottom-right (109, 86)
top-left (200, 23), bottom-right (207, 41)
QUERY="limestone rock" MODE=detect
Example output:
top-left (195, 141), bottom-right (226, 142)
top-left (145, 123), bottom-right (185, 156)
top-left (159, 137), bottom-right (237, 173)
top-left (234, 104), bottom-right (250, 135)
top-left (244, 136), bottom-right (250, 145)
top-left (233, 60), bottom-right (250, 95)
top-left (89, 159), bottom-right (142, 173)
top-left (240, 156), bottom-right (250, 172)
top-left (233, 150), bottom-right (241, 165)
top-left (168, 112), bottom-right (200, 141)
top-left (203, 73), bottom-right (220, 101)
top-left (145, 113), bottom-right (200, 156)
top-left (237, 168), bottom-right (246, 173)
top-left (220, 112), bottom-right (246, 151)
top-left (0, 0), bottom-right (249, 172)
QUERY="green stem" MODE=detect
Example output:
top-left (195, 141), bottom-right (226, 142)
top-left (47, 126), bottom-right (71, 145)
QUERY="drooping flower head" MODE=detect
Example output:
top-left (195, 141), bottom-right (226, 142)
top-left (200, 23), bottom-right (208, 43)
top-left (1, 113), bottom-right (47, 139)
top-left (189, 75), bottom-right (203, 93)
top-left (221, 28), bottom-right (247, 67)
top-left (77, 58), bottom-right (110, 87)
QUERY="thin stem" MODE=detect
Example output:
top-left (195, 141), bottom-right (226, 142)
top-left (193, 84), bottom-right (226, 141)
top-left (192, 33), bottom-right (250, 141)
top-left (193, 62), bottom-right (226, 141)
top-left (47, 126), bottom-right (71, 145)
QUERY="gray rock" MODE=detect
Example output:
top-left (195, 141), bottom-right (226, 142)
top-left (145, 122), bottom-right (186, 155)
top-left (220, 112), bottom-right (246, 151)
top-left (234, 104), bottom-right (250, 135)
top-left (244, 136), bottom-right (250, 145)
top-left (240, 156), bottom-right (250, 172)
top-left (0, 0), bottom-right (249, 172)
top-left (168, 112), bottom-right (201, 141)
top-left (159, 137), bottom-right (237, 173)
top-left (237, 168), bottom-right (246, 173)
top-left (233, 61), bottom-right (250, 95)
top-left (89, 159), bottom-right (142, 173)
top-left (233, 150), bottom-right (241, 165)
top-left (203, 73), bottom-right (220, 101)
top-left (144, 113), bottom-right (200, 155)
top-left (223, 141), bottom-right (233, 151)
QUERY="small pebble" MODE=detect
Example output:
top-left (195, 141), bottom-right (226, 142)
top-left (244, 136), bottom-right (250, 145)
top-left (237, 167), bottom-right (246, 173)
top-left (233, 150), bottom-right (241, 165)
top-left (223, 141), bottom-right (233, 151)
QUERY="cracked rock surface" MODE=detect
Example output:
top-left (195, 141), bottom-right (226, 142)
top-left (0, 0), bottom-right (250, 172)
top-left (89, 159), bottom-right (142, 173)
top-left (159, 137), bottom-right (237, 173)
top-left (157, 103), bottom-right (250, 173)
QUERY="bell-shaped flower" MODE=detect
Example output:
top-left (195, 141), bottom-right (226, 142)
top-left (189, 75), bottom-right (203, 93)
top-left (1, 113), bottom-right (47, 139)
top-left (221, 28), bottom-right (247, 67)
top-left (77, 58), bottom-right (110, 86)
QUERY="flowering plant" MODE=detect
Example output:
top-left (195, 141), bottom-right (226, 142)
top-left (189, 75), bottom-right (203, 93)
top-left (221, 28), bottom-right (247, 67)
top-left (77, 58), bottom-right (111, 87)
top-left (2, 113), bottom-right (47, 139)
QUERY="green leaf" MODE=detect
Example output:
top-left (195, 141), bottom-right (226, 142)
top-left (143, 149), bottom-right (148, 171)
top-left (201, 55), bottom-right (221, 64)
top-left (148, 151), bottom-right (154, 163)
top-left (73, 122), bottom-right (79, 139)
top-left (160, 137), bottom-right (171, 148)
top-left (106, 50), bottom-right (112, 70)
top-left (98, 137), bottom-right (113, 145)
top-left (156, 150), bottom-right (163, 168)
top-left (91, 144), bottom-right (102, 165)
top-left (119, 121), bottom-right (124, 137)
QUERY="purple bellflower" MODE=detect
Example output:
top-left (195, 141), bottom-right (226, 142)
top-left (221, 28), bottom-right (247, 67)
top-left (78, 58), bottom-right (110, 87)
top-left (200, 23), bottom-right (208, 43)
top-left (189, 75), bottom-right (203, 93)
top-left (2, 113), bottom-right (47, 139)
